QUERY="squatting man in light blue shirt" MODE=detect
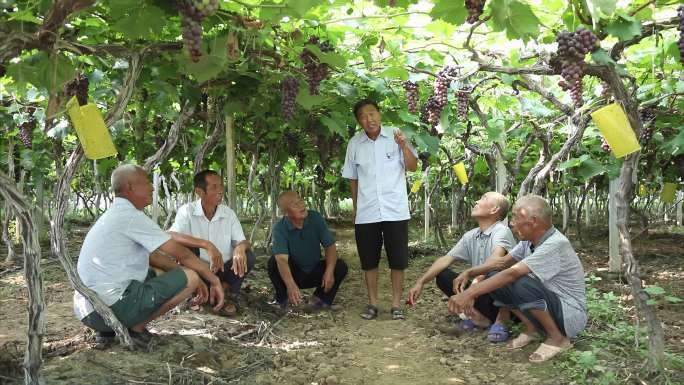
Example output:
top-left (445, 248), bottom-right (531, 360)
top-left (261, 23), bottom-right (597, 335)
top-left (342, 98), bottom-right (418, 320)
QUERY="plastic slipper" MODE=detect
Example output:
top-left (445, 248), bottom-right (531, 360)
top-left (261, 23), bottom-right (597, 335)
top-left (487, 323), bottom-right (510, 343)
top-left (360, 304), bottom-right (378, 320)
top-left (457, 319), bottom-right (482, 332)
top-left (507, 333), bottom-right (536, 350)
top-left (529, 342), bottom-right (572, 363)
top-left (390, 307), bottom-right (405, 320)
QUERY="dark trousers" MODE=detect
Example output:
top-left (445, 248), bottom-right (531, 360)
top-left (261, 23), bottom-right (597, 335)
top-left (192, 248), bottom-right (256, 292)
top-left (490, 274), bottom-right (566, 335)
top-left (435, 268), bottom-right (500, 323)
top-left (267, 256), bottom-right (348, 305)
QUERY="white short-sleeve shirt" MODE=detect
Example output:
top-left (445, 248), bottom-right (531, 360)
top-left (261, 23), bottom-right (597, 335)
top-left (73, 197), bottom-right (171, 320)
top-left (341, 126), bottom-right (417, 224)
top-left (169, 200), bottom-right (246, 264)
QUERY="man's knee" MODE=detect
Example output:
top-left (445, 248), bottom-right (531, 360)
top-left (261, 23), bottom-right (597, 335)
top-left (435, 269), bottom-right (454, 295)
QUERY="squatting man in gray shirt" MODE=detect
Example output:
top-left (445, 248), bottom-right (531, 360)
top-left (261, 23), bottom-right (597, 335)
top-left (449, 195), bottom-right (587, 363)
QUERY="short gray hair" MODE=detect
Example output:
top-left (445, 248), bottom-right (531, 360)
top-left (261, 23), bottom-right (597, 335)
top-left (111, 164), bottom-right (145, 195)
top-left (514, 194), bottom-right (552, 224)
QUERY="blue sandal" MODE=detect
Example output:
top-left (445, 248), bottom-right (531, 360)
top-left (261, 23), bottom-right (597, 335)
top-left (487, 323), bottom-right (510, 343)
top-left (458, 319), bottom-right (482, 332)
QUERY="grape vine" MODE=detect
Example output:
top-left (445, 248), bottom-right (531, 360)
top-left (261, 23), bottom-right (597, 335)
top-left (281, 76), bottom-right (299, 121)
top-left (177, 0), bottom-right (219, 62)
top-left (555, 28), bottom-right (599, 107)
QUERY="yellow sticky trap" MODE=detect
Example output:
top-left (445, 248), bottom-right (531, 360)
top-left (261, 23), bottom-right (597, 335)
top-left (453, 162), bottom-right (468, 185)
top-left (590, 103), bottom-right (641, 158)
top-left (66, 96), bottom-right (118, 160)
top-left (410, 180), bottom-right (422, 193)
top-left (661, 183), bottom-right (677, 203)
top-left (638, 184), bottom-right (647, 197)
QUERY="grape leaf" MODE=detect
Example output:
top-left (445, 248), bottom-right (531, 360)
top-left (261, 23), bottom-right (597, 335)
top-left (378, 66), bottom-right (409, 80)
top-left (286, 0), bottom-right (323, 17)
top-left (320, 116), bottom-right (346, 137)
top-left (429, 0), bottom-right (467, 25)
top-left (296, 88), bottom-right (324, 110)
top-left (111, 3), bottom-right (167, 39)
top-left (604, 13), bottom-right (642, 41)
top-left (489, 0), bottom-right (541, 42)
top-left (644, 286), bottom-right (666, 296)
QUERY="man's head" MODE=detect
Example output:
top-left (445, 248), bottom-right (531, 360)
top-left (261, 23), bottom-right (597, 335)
top-left (471, 192), bottom-right (510, 221)
top-left (510, 194), bottom-right (553, 241)
top-left (111, 164), bottom-right (153, 210)
top-left (353, 99), bottom-right (381, 138)
top-left (193, 170), bottom-right (223, 208)
top-left (277, 190), bottom-right (308, 222)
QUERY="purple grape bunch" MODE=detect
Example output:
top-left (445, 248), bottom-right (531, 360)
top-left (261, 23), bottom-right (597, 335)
top-left (600, 137), bottom-right (611, 153)
top-left (465, 0), bottom-right (486, 24)
top-left (177, 0), bottom-right (219, 62)
top-left (555, 28), bottom-right (600, 107)
top-left (402, 81), bottom-right (419, 114)
top-left (300, 37), bottom-right (334, 95)
top-left (18, 107), bottom-right (36, 149)
top-left (281, 76), bottom-right (299, 121)
top-left (640, 108), bottom-right (656, 142)
top-left (678, 5), bottom-right (684, 64)
top-left (65, 74), bottom-right (89, 106)
top-left (456, 87), bottom-right (470, 120)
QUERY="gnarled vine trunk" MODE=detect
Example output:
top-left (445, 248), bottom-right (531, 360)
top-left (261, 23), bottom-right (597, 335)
top-left (0, 171), bottom-right (44, 385)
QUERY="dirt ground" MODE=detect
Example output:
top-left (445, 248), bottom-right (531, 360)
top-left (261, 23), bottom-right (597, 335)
top-left (0, 222), bottom-right (682, 385)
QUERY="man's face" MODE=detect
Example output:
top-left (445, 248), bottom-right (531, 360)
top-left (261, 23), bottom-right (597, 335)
top-left (197, 174), bottom-right (224, 208)
top-left (356, 104), bottom-right (381, 137)
top-left (510, 206), bottom-right (534, 240)
top-left (471, 193), bottom-right (496, 219)
top-left (128, 170), bottom-right (154, 209)
top-left (285, 194), bottom-right (308, 221)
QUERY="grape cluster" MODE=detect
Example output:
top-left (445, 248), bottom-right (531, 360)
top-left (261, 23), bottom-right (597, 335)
top-left (300, 37), bottom-right (333, 95)
top-left (281, 76), bottom-right (299, 121)
top-left (555, 28), bottom-right (599, 107)
top-left (456, 87), bottom-right (470, 120)
top-left (600, 137), bottom-right (611, 153)
top-left (678, 5), bottom-right (684, 64)
top-left (465, 0), bottom-right (486, 24)
top-left (640, 108), bottom-right (656, 142)
top-left (600, 81), bottom-right (612, 100)
top-left (402, 81), bottom-right (419, 114)
top-left (65, 74), bottom-right (89, 106)
top-left (177, 0), bottom-right (219, 62)
top-left (420, 66), bottom-right (457, 128)
top-left (18, 107), bottom-right (36, 149)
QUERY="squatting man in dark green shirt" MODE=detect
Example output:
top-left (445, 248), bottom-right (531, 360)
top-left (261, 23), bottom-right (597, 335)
top-left (267, 191), bottom-right (348, 310)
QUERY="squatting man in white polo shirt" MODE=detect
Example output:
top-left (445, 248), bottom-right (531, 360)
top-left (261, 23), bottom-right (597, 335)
top-left (342, 98), bottom-right (418, 320)
top-left (73, 164), bottom-right (224, 346)
top-left (169, 169), bottom-right (254, 316)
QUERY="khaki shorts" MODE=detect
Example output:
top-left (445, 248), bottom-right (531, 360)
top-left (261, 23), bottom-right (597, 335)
top-left (82, 267), bottom-right (187, 332)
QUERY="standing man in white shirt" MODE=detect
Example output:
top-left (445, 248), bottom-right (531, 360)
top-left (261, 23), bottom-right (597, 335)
top-left (342, 99), bottom-right (418, 320)
top-left (169, 170), bottom-right (254, 316)
top-left (74, 164), bottom-right (224, 345)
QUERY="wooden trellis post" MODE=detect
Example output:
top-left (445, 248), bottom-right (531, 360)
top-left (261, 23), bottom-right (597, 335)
top-left (677, 191), bottom-right (683, 227)
top-left (423, 168), bottom-right (430, 242)
top-left (225, 115), bottom-right (236, 210)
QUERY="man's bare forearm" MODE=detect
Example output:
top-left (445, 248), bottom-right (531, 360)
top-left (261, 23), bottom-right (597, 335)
top-left (159, 239), bottom-right (220, 286)
top-left (275, 254), bottom-right (297, 289)
top-left (323, 244), bottom-right (337, 274)
top-left (168, 231), bottom-right (213, 251)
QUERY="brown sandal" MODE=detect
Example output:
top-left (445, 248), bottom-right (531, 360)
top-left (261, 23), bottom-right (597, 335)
top-left (214, 302), bottom-right (237, 317)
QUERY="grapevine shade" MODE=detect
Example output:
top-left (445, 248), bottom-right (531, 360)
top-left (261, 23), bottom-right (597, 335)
top-left (660, 183), bottom-right (677, 203)
top-left (590, 103), bottom-right (641, 159)
top-left (66, 96), bottom-right (118, 160)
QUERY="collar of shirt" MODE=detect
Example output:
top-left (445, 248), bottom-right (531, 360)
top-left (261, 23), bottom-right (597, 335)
top-left (530, 226), bottom-right (556, 252)
top-left (360, 126), bottom-right (393, 143)
top-left (475, 221), bottom-right (501, 238)
top-left (112, 197), bottom-right (136, 210)
top-left (284, 213), bottom-right (310, 231)
top-left (191, 199), bottom-right (229, 220)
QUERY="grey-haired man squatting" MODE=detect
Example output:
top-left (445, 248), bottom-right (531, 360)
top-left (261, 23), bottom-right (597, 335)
top-left (73, 164), bottom-right (224, 345)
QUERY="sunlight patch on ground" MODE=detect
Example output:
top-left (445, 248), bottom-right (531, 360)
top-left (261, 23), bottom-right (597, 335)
top-left (1, 274), bottom-right (25, 287)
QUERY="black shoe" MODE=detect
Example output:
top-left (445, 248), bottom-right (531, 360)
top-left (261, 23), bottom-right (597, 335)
top-left (94, 331), bottom-right (116, 349)
top-left (129, 329), bottom-right (154, 344)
